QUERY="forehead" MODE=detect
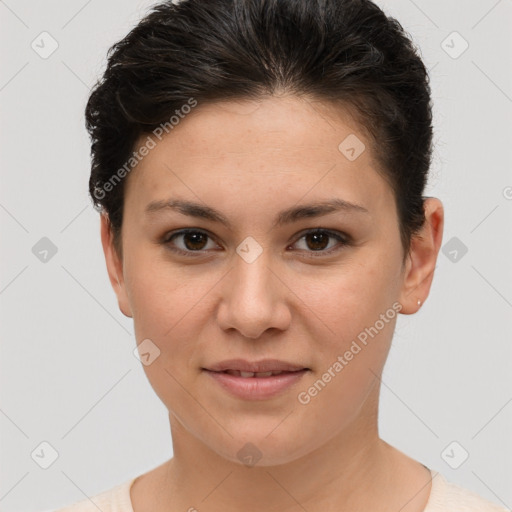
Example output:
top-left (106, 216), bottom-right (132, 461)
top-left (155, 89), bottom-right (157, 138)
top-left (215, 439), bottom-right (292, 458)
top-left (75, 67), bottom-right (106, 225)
top-left (124, 95), bottom-right (393, 219)
top-left (147, 95), bottom-right (371, 161)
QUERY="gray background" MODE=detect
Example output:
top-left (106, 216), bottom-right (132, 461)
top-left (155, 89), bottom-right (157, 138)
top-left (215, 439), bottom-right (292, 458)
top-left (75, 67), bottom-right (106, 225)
top-left (1, 0), bottom-right (511, 510)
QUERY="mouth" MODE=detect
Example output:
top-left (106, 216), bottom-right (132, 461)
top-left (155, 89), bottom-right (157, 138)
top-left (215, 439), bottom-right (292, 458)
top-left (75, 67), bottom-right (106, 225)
top-left (214, 369), bottom-right (304, 378)
top-left (203, 358), bottom-right (310, 374)
top-left (202, 359), bottom-right (311, 400)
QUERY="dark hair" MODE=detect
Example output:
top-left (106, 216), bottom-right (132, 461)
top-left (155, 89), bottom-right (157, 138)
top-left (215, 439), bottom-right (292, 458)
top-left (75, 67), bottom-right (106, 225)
top-left (85, 0), bottom-right (433, 262)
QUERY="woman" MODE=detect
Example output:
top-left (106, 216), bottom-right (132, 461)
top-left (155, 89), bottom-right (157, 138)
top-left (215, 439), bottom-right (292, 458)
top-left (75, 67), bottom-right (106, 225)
top-left (56, 0), bottom-right (507, 510)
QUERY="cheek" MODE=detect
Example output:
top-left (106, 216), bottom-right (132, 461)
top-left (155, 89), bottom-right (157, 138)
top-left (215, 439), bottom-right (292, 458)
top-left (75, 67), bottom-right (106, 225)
top-left (124, 251), bottom-right (219, 373)
top-left (304, 259), bottom-right (398, 342)
top-left (124, 257), bottom-right (207, 411)
top-left (296, 253), bottom-right (401, 402)
top-left (295, 270), bottom-right (398, 426)
top-left (124, 245), bottom-right (192, 330)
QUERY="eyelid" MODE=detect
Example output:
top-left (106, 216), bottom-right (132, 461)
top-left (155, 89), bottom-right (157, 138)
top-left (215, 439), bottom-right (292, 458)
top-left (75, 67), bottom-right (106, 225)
top-left (291, 227), bottom-right (350, 244)
top-left (289, 228), bottom-right (351, 256)
top-left (162, 227), bottom-right (351, 257)
top-left (162, 228), bottom-right (221, 255)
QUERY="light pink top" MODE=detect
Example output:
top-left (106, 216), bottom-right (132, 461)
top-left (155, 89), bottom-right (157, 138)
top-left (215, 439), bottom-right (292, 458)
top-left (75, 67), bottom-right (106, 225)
top-left (52, 469), bottom-right (509, 511)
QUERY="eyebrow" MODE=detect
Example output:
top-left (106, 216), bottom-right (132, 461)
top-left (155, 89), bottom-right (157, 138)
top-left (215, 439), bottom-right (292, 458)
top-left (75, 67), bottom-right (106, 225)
top-left (145, 197), bottom-right (369, 229)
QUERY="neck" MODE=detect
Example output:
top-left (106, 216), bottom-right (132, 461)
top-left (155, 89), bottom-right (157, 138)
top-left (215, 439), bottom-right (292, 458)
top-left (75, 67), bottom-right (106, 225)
top-left (152, 391), bottom-right (409, 511)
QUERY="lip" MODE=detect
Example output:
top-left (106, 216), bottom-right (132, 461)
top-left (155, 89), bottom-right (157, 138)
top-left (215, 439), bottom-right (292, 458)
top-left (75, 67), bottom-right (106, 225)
top-left (204, 358), bottom-right (309, 373)
top-left (202, 359), bottom-right (310, 401)
top-left (203, 369), bottom-right (309, 400)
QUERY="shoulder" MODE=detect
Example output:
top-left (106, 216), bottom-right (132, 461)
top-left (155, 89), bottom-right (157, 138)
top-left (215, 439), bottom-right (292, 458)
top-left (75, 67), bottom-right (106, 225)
top-left (425, 470), bottom-right (508, 512)
top-left (51, 477), bottom-right (136, 512)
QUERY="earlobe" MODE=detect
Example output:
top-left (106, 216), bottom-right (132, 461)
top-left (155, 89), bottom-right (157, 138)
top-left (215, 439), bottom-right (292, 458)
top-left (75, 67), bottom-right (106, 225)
top-left (100, 214), bottom-right (133, 318)
top-left (398, 197), bottom-right (444, 315)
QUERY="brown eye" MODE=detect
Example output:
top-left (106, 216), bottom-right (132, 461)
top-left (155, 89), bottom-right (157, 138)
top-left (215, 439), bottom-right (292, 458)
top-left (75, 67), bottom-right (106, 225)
top-left (304, 231), bottom-right (330, 251)
top-left (164, 229), bottom-right (218, 255)
top-left (291, 229), bottom-right (350, 256)
top-left (180, 231), bottom-right (208, 250)
top-left (162, 228), bottom-right (350, 258)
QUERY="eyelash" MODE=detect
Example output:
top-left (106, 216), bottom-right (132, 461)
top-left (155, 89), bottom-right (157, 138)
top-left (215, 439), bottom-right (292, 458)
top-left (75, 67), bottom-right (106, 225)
top-left (161, 228), bottom-right (351, 258)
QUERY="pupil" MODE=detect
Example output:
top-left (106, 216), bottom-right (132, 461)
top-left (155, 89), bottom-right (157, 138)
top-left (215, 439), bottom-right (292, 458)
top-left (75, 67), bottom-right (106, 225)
top-left (184, 232), bottom-right (207, 250)
top-left (181, 232), bottom-right (330, 251)
top-left (306, 232), bottom-right (328, 250)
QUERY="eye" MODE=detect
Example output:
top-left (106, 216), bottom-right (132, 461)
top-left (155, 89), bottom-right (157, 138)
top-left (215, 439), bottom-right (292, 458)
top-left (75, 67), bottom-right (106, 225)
top-left (290, 229), bottom-right (350, 257)
top-left (163, 229), bottom-right (220, 256)
top-left (162, 228), bottom-right (351, 258)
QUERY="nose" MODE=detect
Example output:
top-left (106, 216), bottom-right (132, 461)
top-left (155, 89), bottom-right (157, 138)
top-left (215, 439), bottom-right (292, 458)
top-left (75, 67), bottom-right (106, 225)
top-left (216, 252), bottom-right (292, 339)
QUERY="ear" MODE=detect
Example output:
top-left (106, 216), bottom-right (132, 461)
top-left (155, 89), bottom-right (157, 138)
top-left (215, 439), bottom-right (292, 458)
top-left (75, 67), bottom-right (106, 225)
top-left (100, 213), bottom-right (133, 318)
top-left (398, 197), bottom-right (444, 315)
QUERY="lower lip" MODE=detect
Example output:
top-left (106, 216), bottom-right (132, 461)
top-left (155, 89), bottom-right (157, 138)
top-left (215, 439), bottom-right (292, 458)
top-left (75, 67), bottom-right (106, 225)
top-left (203, 370), bottom-right (309, 400)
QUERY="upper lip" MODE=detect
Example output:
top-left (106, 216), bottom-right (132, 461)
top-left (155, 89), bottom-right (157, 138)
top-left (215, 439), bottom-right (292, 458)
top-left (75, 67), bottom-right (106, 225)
top-left (204, 359), bottom-right (309, 373)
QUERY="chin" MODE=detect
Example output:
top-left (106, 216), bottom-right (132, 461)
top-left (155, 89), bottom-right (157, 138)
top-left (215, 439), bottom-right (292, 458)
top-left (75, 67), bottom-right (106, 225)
top-left (206, 427), bottom-right (318, 468)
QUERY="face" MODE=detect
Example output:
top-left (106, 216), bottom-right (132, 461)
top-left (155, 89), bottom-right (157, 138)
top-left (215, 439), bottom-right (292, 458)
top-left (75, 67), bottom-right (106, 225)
top-left (102, 95), bottom-right (442, 466)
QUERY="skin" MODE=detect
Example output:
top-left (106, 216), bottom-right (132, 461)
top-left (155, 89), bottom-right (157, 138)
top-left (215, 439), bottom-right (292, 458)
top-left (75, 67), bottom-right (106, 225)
top-left (101, 94), bottom-right (444, 512)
